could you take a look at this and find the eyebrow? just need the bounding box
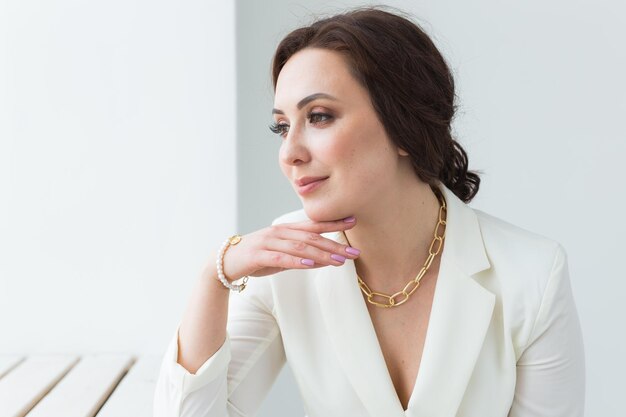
[272,93,338,115]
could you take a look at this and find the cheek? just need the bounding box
[337,134,392,181]
[319,125,363,165]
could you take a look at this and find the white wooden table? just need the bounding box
[0,354,160,417]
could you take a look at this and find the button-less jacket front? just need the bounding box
[153,182,586,417]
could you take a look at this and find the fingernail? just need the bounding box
[343,216,356,222]
[301,259,314,266]
[331,254,346,262]
[345,247,360,255]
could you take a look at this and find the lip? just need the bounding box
[296,177,329,195]
[295,176,329,187]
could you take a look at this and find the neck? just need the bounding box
[343,181,446,293]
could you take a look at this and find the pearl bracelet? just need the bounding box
[216,234,249,292]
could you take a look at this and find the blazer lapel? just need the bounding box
[316,239,406,417]
[315,182,495,417]
[406,181,495,417]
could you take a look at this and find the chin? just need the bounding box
[302,200,351,223]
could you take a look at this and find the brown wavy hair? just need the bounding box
[270,5,482,203]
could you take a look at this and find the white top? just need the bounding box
[152,182,585,417]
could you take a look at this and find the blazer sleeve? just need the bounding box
[508,244,586,417]
[153,275,285,417]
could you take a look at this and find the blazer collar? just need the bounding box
[315,181,495,417]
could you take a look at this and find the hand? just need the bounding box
[219,217,361,281]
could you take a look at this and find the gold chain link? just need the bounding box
[344,187,447,308]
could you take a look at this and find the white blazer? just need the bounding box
[153,182,585,417]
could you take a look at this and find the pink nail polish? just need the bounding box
[331,254,346,262]
[343,216,356,222]
[345,247,360,255]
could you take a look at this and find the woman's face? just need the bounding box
[272,47,406,222]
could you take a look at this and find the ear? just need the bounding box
[398,147,409,156]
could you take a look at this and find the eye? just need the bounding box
[268,112,333,138]
[309,112,332,124]
[268,121,289,136]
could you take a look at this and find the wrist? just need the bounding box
[216,235,249,292]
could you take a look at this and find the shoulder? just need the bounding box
[472,208,567,287]
[471,208,571,355]
[472,207,566,273]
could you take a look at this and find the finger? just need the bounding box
[263,237,349,267]
[280,216,358,234]
[273,227,360,260]
[257,249,338,270]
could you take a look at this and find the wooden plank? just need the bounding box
[96,355,162,417]
[25,354,134,417]
[0,355,78,417]
[0,355,24,379]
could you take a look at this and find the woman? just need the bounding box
[153,6,585,417]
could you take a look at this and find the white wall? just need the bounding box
[0,0,236,355]
[236,1,625,416]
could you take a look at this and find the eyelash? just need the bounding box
[268,113,333,137]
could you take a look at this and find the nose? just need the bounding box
[279,124,310,167]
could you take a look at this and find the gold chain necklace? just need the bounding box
[342,188,447,308]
